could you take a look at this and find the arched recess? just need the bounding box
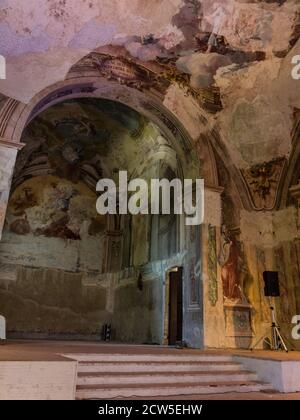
[0,53,244,348]
[0,78,213,346]
[8,84,205,175]
[0,70,226,232]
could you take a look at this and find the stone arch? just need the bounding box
[1,48,222,183]
[0,83,209,346]
[0,52,260,248]
[0,50,258,348]
[0,68,225,233]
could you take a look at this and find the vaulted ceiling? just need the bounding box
[0,0,300,170]
[13,96,202,192]
[13,98,157,188]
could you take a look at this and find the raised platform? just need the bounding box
[0,340,300,400]
[232,351,300,393]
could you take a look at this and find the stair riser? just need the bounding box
[77,363,243,373]
[76,384,271,399]
[77,373,258,386]
[66,354,234,363]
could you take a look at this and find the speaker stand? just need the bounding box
[250,299,290,352]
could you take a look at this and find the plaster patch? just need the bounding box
[69,20,115,49]
[0,23,53,57]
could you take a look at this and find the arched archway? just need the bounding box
[0,92,214,347]
[0,56,235,349]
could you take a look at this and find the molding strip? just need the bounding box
[0,137,25,150]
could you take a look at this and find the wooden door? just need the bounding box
[168,268,183,345]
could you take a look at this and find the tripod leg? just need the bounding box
[273,326,297,351]
[279,333,297,351]
[275,327,288,352]
[271,325,278,350]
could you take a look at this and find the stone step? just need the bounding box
[76,381,273,400]
[77,370,258,386]
[77,361,244,373]
[65,353,234,363]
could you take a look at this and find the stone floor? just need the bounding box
[1,340,300,400]
[2,339,300,361]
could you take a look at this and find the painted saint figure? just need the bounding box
[218,225,243,301]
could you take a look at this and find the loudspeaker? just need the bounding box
[263,271,280,297]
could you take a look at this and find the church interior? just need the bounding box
[0,0,300,400]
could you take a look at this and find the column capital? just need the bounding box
[0,137,25,150]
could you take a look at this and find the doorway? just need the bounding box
[168,267,183,345]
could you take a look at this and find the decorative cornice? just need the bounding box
[0,137,25,150]
[69,52,222,114]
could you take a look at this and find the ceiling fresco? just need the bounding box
[7,175,105,241]
[13,96,201,195]
[0,0,299,172]
[14,98,149,187]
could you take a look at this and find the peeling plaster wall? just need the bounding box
[0,175,108,338]
[215,40,300,168]
[0,0,183,102]
[201,150,300,350]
